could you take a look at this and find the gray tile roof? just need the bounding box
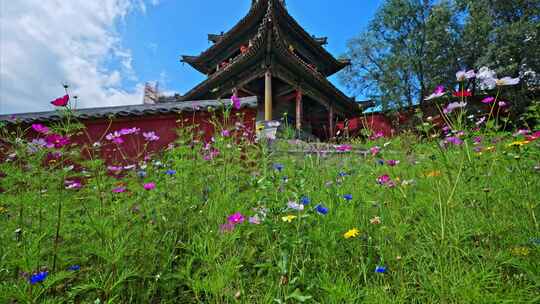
[0,96,258,124]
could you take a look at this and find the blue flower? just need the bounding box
[137,170,147,178]
[338,172,348,177]
[343,194,353,201]
[375,266,387,273]
[273,163,284,172]
[377,159,385,166]
[165,169,176,176]
[300,196,311,205]
[315,204,328,215]
[29,271,48,285]
[68,265,81,271]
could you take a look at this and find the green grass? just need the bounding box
[0,126,539,303]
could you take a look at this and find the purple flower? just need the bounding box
[445,136,463,146]
[143,131,160,142]
[387,160,400,167]
[481,97,495,104]
[444,102,467,114]
[65,180,82,190]
[231,95,241,110]
[248,215,261,225]
[119,127,140,135]
[498,101,508,108]
[227,212,245,225]
[288,201,305,211]
[473,136,483,145]
[29,271,48,285]
[220,223,235,233]
[31,124,49,134]
[475,117,486,126]
[221,129,231,137]
[315,204,328,215]
[375,266,387,273]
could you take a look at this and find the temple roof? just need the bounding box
[0,97,258,124]
[180,0,349,77]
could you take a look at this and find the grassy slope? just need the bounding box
[0,132,539,303]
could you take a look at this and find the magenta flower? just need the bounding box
[143,131,160,142]
[369,131,384,140]
[336,144,352,152]
[481,97,495,104]
[45,134,70,148]
[473,136,483,145]
[377,174,391,185]
[31,124,49,134]
[231,95,241,110]
[387,160,400,167]
[143,182,156,191]
[227,212,245,225]
[65,180,82,190]
[112,187,126,193]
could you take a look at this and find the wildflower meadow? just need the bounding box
[1,69,540,303]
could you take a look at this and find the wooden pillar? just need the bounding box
[328,106,334,138]
[264,70,273,121]
[295,89,302,130]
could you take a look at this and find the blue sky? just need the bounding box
[119,0,383,96]
[0,0,383,114]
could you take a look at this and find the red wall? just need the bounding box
[8,108,256,165]
[337,114,395,137]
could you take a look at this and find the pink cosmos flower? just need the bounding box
[220,223,235,233]
[31,124,49,134]
[377,174,391,185]
[45,134,70,148]
[370,146,381,156]
[335,144,352,152]
[526,131,540,141]
[248,215,261,225]
[143,182,156,191]
[65,180,82,190]
[369,131,385,140]
[425,85,446,101]
[119,127,140,136]
[481,97,495,104]
[143,131,159,142]
[514,129,531,137]
[51,95,69,107]
[231,95,241,110]
[498,101,508,108]
[227,212,245,225]
[112,187,126,193]
[221,129,231,137]
[444,102,467,114]
[475,117,486,126]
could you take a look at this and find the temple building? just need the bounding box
[173,0,369,139]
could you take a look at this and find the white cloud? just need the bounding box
[0,0,158,114]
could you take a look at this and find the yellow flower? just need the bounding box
[485,146,495,152]
[343,228,360,239]
[0,207,6,214]
[424,170,442,177]
[281,215,297,223]
[510,247,530,256]
[507,140,530,148]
